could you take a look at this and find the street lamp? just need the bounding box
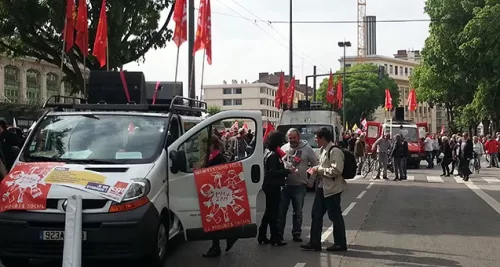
[338,41,351,130]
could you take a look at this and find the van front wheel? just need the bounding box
[144,214,169,267]
[1,257,30,267]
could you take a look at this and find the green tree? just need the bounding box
[410,0,485,133]
[0,0,174,93]
[207,105,222,116]
[316,64,399,126]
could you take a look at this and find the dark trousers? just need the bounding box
[393,158,404,179]
[309,188,347,248]
[425,151,434,167]
[441,158,451,175]
[259,184,281,241]
[277,184,308,237]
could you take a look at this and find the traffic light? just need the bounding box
[378,65,385,79]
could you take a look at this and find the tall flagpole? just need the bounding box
[173,47,180,95]
[83,56,86,97]
[60,19,67,71]
[106,39,109,71]
[199,50,206,100]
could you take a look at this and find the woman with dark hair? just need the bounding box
[202,135,238,257]
[258,130,293,246]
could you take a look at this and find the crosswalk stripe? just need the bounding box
[406,176,414,181]
[454,177,465,183]
[482,178,500,183]
[427,176,444,183]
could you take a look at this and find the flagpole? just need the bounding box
[173,46,180,96]
[106,38,109,71]
[199,50,206,100]
[83,56,87,97]
[60,19,68,71]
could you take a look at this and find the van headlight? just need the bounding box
[122,178,150,202]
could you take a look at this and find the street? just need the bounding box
[6,162,500,267]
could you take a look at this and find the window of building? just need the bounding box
[389,65,393,74]
[223,88,231,94]
[233,88,242,94]
[223,88,242,94]
[394,65,398,75]
[409,68,413,75]
[260,99,266,105]
[223,99,242,106]
[260,87,266,94]
[405,67,408,76]
[399,66,403,75]
[384,64,388,73]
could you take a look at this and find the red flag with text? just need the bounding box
[407,88,417,111]
[93,0,108,68]
[75,0,88,57]
[173,0,187,47]
[192,0,212,64]
[63,0,76,52]
[274,73,285,109]
[286,76,296,107]
[336,76,343,109]
[326,71,335,105]
[384,89,393,111]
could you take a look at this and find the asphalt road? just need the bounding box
[5,160,500,267]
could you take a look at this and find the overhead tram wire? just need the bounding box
[212,0,329,73]
[227,0,329,72]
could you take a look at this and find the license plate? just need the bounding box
[40,231,87,241]
[411,154,419,158]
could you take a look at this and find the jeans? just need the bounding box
[393,158,404,179]
[425,151,434,167]
[259,184,281,241]
[277,184,307,237]
[356,156,364,174]
[402,157,408,178]
[309,188,347,248]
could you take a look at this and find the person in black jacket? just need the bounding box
[202,135,238,257]
[458,132,474,181]
[439,136,453,176]
[0,120,20,171]
[391,134,405,181]
[258,130,293,246]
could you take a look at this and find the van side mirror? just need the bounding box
[169,150,187,173]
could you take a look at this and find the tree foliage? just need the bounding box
[408,0,500,133]
[316,63,399,126]
[0,0,174,93]
[207,105,222,116]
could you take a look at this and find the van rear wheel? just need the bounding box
[1,257,30,267]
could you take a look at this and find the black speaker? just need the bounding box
[145,82,183,105]
[394,107,404,121]
[88,71,147,104]
[298,100,310,109]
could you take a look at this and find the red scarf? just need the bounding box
[209,149,220,162]
[276,147,286,158]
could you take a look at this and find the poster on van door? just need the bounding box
[194,161,252,233]
[42,166,132,203]
[0,162,64,212]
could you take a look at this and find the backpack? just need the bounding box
[327,146,357,179]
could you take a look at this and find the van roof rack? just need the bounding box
[43,95,207,117]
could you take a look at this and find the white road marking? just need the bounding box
[454,177,465,184]
[465,183,500,215]
[406,176,414,181]
[320,202,357,242]
[483,177,500,183]
[356,191,366,199]
[293,263,306,267]
[427,176,444,183]
[366,182,375,189]
[343,202,356,216]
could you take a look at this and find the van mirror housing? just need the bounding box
[169,150,187,173]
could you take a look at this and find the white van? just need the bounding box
[0,96,263,267]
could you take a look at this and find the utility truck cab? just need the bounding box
[277,100,342,158]
[0,72,263,267]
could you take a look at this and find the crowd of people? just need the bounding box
[203,126,348,257]
[339,130,500,181]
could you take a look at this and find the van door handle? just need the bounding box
[251,164,260,183]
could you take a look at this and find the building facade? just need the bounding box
[340,50,448,133]
[364,16,377,56]
[202,79,306,127]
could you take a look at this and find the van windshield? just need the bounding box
[277,124,334,148]
[22,114,168,164]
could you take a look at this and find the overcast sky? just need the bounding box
[124,0,429,97]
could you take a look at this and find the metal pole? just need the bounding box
[305,77,309,100]
[62,195,83,267]
[188,0,195,99]
[313,65,317,101]
[342,46,347,127]
[289,0,293,79]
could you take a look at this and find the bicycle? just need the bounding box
[469,153,481,174]
[361,152,377,178]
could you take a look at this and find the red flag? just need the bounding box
[286,77,296,107]
[440,125,445,134]
[63,0,76,52]
[275,73,285,109]
[75,0,89,57]
[192,0,212,64]
[384,89,393,110]
[407,88,417,111]
[336,75,343,109]
[263,121,275,140]
[173,0,187,47]
[92,0,107,68]
[326,71,335,104]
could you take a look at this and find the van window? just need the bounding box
[178,117,257,172]
[167,117,180,146]
[23,114,168,164]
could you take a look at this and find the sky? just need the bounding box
[124,0,430,97]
